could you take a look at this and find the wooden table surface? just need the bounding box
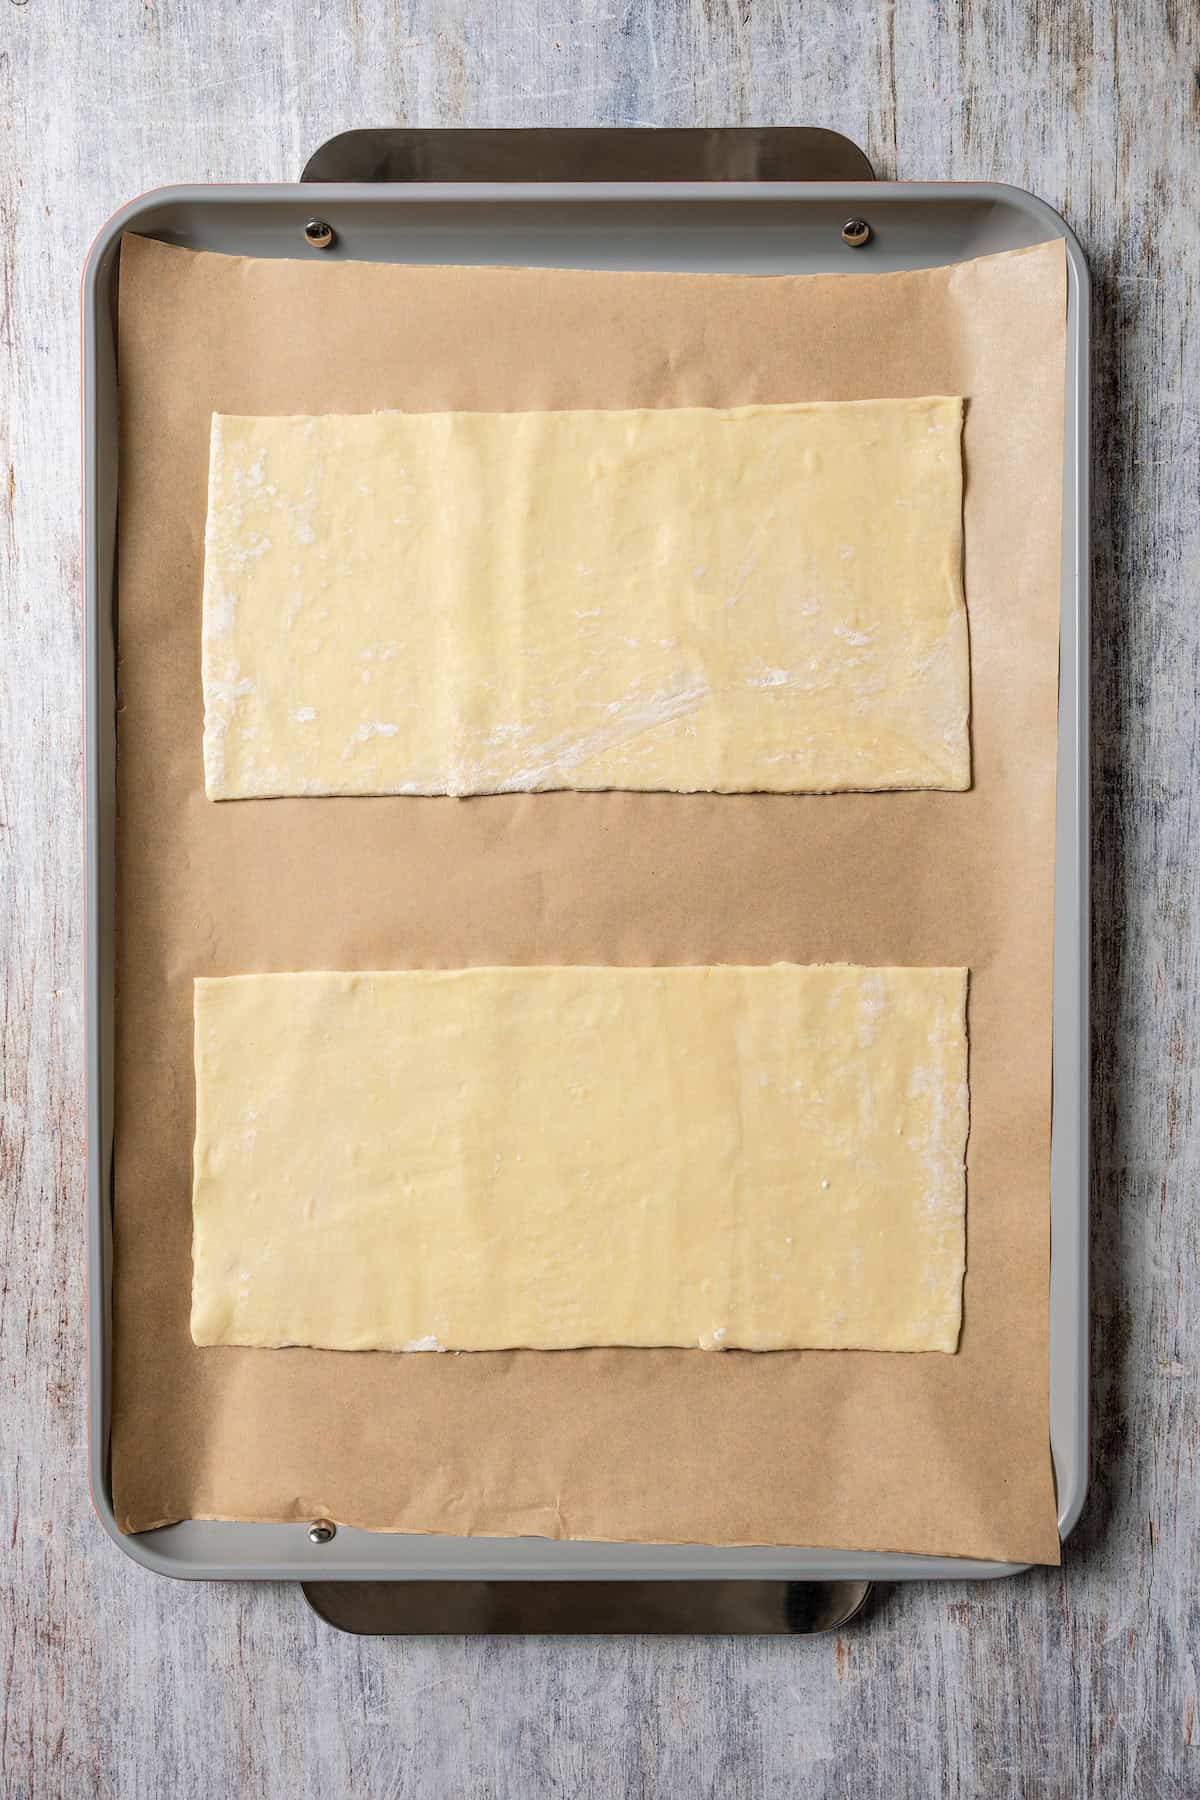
[2,4,1196,1795]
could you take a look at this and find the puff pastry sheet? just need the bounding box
[191,965,969,1355]
[201,400,969,798]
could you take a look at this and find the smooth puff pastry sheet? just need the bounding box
[201,399,969,799]
[191,965,969,1355]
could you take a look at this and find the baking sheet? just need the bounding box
[112,231,1065,1563]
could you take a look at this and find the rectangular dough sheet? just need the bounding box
[191,965,969,1355]
[201,399,969,799]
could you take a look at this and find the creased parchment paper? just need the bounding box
[112,233,1065,1562]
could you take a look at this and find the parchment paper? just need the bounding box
[112,232,1065,1562]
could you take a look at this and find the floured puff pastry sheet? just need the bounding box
[201,399,970,799]
[191,965,969,1355]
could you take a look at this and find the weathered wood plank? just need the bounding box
[1,2,1196,1795]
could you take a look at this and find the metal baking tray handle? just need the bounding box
[303,1575,876,1636]
[301,125,875,185]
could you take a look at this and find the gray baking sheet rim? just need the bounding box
[82,180,1089,1582]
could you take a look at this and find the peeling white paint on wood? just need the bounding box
[1,2,1198,1796]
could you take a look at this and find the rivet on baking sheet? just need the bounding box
[841,218,872,248]
[308,1519,337,1544]
[303,218,336,251]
